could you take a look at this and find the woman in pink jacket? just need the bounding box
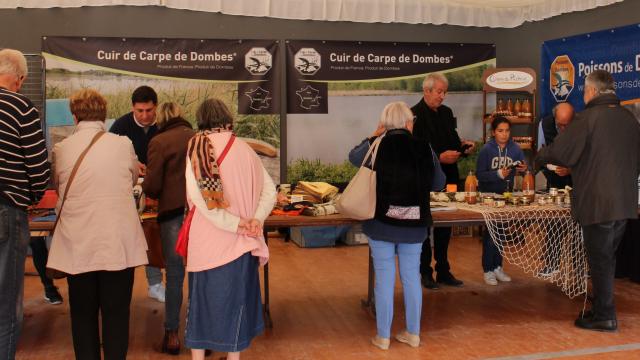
[184,98,276,360]
[47,89,148,360]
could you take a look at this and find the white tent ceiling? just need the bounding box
[2,0,625,28]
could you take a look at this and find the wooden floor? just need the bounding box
[16,234,640,360]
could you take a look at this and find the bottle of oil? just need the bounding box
[464,170,478,204]
[507,98,514,115]
[514,99,522,115]
[503,179,512,200]
[522,169,535,202]
[522,99,531,114]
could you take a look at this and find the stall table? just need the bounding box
[31,206,585,329]
[262,209,486,327]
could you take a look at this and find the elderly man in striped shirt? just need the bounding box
[0,48,50,359]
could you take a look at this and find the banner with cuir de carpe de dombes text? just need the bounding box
[285,40,495,184]
[541,23,640,120]
[42,36,282,182]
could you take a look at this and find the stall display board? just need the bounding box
[285,40,496,183]
[42,36,282,182]
[541,23,640,119]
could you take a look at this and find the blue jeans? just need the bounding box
[0,203,30,359]
[159,215,186,331]
[482,231,502,272]
[369,238,423,339]
[145,266,163,287]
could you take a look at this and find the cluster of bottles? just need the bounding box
[463,169,535,205]
[496,98,532,117]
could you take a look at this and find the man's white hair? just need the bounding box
[422,73,448,90]
[585,69,616,96]
[380,101,413,130]
[0,49,28,78]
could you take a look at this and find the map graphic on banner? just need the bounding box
[541,23,640,120]
[42,36,281,182]
[285,40,495,183]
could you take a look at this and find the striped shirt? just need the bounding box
[0,88,50,209]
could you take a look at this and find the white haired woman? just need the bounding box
[349,101,440,350]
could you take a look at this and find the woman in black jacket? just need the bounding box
[360,101,435,350]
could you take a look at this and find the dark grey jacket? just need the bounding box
[537,93,640,226]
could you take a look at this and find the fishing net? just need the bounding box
[444,202,587,298]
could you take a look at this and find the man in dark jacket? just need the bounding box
[412,73,475,289]
[537,70,640,332]
[110,86,165,303]
[537,102,574,189]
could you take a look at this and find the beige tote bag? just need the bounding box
[336,135,384,220]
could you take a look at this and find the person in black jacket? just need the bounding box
[411,73,474,289]
[537,102,574,189]
[363,101,435,350]
[537,70,640,332]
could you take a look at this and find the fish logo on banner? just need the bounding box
[245,47,272,75]
[550,55,575,102]
[294,48,321,75]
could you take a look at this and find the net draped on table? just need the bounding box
[438,202,587,298]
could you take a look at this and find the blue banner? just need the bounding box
[541,23,640,118]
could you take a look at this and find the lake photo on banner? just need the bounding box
[287,92,494,164]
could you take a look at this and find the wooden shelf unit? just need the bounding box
[481,68,537,155]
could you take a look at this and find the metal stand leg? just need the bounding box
[361,246,376,317]
[263,227,273,328]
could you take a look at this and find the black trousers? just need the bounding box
[29,236,55,290]
[582,220,627,321]
[420,227,452,277]
[67,267,135,360]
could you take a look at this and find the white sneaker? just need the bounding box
[483,271,498,286]
[493,266,512,282]
[148,283,166,302]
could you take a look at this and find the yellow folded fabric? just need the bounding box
[296,181,339,202]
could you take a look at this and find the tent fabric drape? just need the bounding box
[2,0,624,28]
